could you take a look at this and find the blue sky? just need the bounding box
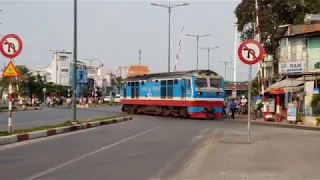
[0,0,257,82]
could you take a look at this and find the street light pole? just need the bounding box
[150,2,189,73]
[219,60,232,81]
[185,33,211,69]
[199,46,219,70]
[138,49,142,66]
[72,0,77,122]
[228,66,240,82]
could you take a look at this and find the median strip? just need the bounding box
[0,106,42,112]
[0,113,132,146]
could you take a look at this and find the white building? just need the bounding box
[49,51,72,86]
[30,67,51,82]
[85,61,118,96]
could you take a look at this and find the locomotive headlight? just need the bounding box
[197,91,202,95]
[218,92,222,96]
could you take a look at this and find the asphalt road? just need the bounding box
[0,106,122,131]
[0,115,319,180]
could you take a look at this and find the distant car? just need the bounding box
[103,96,111,102]
[114,94,120,103]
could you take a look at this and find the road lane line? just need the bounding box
[23,126,160,180]
[149,128,210,180]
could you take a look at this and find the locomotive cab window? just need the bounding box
[210,78,221,88]
[127,82,130,86]
[174,79,178,84]
[195,78,208,88]
[141,81,144,86]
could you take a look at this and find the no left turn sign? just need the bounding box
[0,34,23,59]
[237,39,264,65]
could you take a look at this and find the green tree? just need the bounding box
[0,65,30,96]
[114,76,122,91]
[250,75,260,96]
[0,66,68,100]
[235,0,320,56]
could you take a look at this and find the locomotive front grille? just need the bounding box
[204,107,213,113]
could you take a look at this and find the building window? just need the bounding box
[61,69,68,72]
[290,39,297,60]
[59,55,67,62]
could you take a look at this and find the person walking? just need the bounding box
[230,99,237,119]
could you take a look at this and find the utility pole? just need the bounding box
[72,0,78,122]
[238,72,244,82]
[219,60,232,81]
[228,66,240,82]
[186,33,211,69]
[233,24,238,86]
[198,46,219,70]
[138,49,142,66]
[85,58,99,97]
[151,2,189,73]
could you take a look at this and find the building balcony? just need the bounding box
[279,50,307,62]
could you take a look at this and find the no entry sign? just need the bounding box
[238,39,264,65]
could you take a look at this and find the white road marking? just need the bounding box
[23,126,160,180]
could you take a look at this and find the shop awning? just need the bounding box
[267,78,304,94]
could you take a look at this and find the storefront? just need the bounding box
[266,77,304,121]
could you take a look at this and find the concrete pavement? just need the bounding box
[0,115,319,179]
[0,106,122,131]
[176,123,320,180]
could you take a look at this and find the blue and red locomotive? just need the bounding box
[119,70,225,119]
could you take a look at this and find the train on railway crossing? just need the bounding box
[119,70,225,119]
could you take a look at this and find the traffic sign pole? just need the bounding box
[247,65,252,142]
[8,59,13,133]
[237,39,265,143]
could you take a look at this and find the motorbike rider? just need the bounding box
[253,99,263,119]
[239,95,248,114]
[240,95,247,105]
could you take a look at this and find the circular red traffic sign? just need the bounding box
[237,39,264,65]
[0,34,23,59]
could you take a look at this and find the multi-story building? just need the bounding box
[271,22,320,118]
[68,60,89,97]
[50,51,72,86]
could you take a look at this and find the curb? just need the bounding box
[0,107,42,112]
[89,104,121,107]
[227,119,320,131]
[0,116,133,146]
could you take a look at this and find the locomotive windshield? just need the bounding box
[195,78,208,88]
[210,78,221,88]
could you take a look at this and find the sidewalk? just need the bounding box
[175,127,320,180]
[226,114,320,130]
